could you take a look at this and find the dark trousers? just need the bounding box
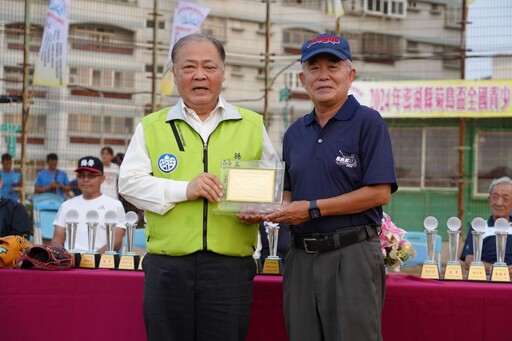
[142,251,256,341]
[284,234,386,341]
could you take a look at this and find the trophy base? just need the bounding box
[69,252,81,268]
[467,264,487,281]
[99,253,120,269]
[79,253,101,269]
[490,264,510,282]
[118,254,141,271]
[261,257,283,275]
[420,263,440,279]
[443,263,463,280]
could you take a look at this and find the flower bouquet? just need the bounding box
[379,213,416,272]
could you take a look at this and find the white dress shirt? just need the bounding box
[119,96,279,215]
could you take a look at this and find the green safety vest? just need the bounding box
[142,107,264,256]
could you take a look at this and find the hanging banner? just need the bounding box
[350,79,512,118]
[160,0,210,96]
[33,0,71,87]
[327,0,345,17]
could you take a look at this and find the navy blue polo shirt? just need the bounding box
[282,95,398,235]
[460,215,512,265]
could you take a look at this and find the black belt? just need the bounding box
[292,225,379,254]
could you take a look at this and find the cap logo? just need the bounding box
[158,154,178,173]
[81,158,96,168]
[307,35,341,49]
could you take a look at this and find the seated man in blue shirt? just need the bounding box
[460,176,512,275]
[0,174,31,238]
[0,153,21,202]
[34,153,70,200]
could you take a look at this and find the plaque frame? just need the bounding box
[215,160,284,214]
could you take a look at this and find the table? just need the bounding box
[2,270,512,341]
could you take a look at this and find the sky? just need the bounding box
[466,0,512,79]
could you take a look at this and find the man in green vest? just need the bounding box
[119,33,279,341]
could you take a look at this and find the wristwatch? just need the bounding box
[309,200,321,219]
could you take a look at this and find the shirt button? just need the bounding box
[318,139,323,143]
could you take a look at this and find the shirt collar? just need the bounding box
[304,95,360,126]
[165,96,242,122]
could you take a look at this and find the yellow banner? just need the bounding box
[350,79,512,118]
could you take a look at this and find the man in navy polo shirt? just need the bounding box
[460,176,512,275]
[265,33,397,341]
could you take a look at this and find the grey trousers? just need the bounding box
[283,235,386,341]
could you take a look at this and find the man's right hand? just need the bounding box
[186,172,224,202]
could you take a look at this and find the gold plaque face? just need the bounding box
[443,264,463,280]
[79,254,99,269]
[118,255,141,271]
[467,264,487,281]
[99,254,117,269]
[226,168,276,203]
[261,258,283,275]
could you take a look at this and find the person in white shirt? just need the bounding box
[100,146,120,200]
[52,156,125,253]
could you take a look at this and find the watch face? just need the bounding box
[309,208,320,219]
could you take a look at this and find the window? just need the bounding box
[70,24,134,54]
[146,20,166,29]
[389,127,459,189]
[4,67,34,86]
[283,71,302,92]
[4,113,46,134]
[282,29,317,50]
[445,3,462,28]
[202,16,227,42]
[476,132,512,194]
[364,0,406,17]
[145,64,164,73]
[363,33,403,58]
[68,114,134,135]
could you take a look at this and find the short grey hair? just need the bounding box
[171,33,226,65]
[488,176,512,195]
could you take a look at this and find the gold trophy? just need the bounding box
[420,216,440,279]
[65,209,81,267]
[118,211,141,270]
[99,210,120,269]
[490,218,511,282]
[443,216,463,280]
[467,217,488,281]
[79,210,101,268]
[261,222,283,275]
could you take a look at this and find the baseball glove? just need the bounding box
[19,244,73,271]
[0,235,33,269]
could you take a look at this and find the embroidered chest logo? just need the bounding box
[158,154,178,173]
[335,151,357,168]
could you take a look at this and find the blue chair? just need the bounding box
[402,232,442,267]
[32,194,64,244]
[134,228,147,250]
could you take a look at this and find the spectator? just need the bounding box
[34,153,70,200]
[0,173,31,238]
[100,146,120,200]
[460,176,512,275]
[51,156,125,253]
[0,153,21,202]
[118,33,279,340]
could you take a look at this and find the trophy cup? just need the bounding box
[420,216,440,279]
[65,209,81,267]
[99,210,120,269]
[118,211,141,270]
[467,217,488,281]
[261,222,283,275]
[490,218,511,282]
[443,216,463,280]
[79,210,101,268]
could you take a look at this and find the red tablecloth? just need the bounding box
[2,270,512,341]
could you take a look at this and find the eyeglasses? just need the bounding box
[77,173,103,180]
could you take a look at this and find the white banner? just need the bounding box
[33,0,71,87]
[160,1,210,95]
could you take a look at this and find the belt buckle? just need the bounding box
[302,238,319,254]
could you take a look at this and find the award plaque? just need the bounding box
[420,216,440,279]
[467,217,488,281]
[79,210,101,269]
[118,211,141,271]
[65,209,81,267]
[444,217,463,280]
[490,218,511,282]
[215,160,284,214]
[99,210,120,269]
[261,222,283,275]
